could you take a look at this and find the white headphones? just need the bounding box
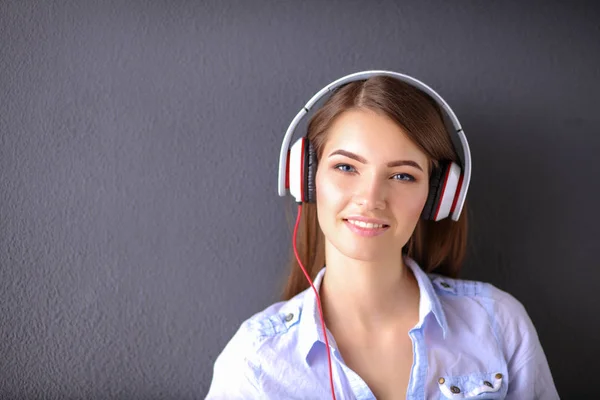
[277,70,471,221]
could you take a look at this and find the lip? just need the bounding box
[343,216,390,226]
[343,217,390,237]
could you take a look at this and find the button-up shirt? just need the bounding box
[206,257,559,399]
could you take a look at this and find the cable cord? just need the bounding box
[292,204,337,400]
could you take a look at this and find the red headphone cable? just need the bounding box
[293,204,337,400]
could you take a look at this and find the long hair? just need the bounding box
[281,75,469,300]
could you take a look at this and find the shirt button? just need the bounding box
[284,313,294,322]
[438,377,445,384]
[495,373,503,379]
[440,282,451,288]
[450,385,461,394]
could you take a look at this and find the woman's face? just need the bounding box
[315,108,430,263]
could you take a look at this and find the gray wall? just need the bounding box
[1,0,598,398]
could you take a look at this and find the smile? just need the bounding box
[346,219,387,229]
[343,218,390,237]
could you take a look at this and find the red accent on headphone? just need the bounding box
[285,149,291,190]
[433,166,452,220]
[450,173,465,216]
[299,139,306,202]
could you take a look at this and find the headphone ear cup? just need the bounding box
[304,140,317,203]
[423,161,462,221]
[422,164,446,220]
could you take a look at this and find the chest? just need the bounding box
[336,332,414,400]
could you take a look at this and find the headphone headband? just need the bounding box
[277,70,471,221]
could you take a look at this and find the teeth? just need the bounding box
[347,219,385,229]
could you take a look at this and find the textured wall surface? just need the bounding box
[1,0,598,398]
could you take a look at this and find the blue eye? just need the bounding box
[334,164,356,173]
[392,173,415,182]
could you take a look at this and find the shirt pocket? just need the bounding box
[437,371,507,399]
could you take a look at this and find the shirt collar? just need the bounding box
[296,256,449,362]
[297,267,333,364]
[404,256,449,338]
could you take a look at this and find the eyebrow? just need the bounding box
[328,149,424,172]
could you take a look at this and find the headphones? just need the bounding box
[277,70,471,222]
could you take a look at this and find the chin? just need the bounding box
[331,240,393,263]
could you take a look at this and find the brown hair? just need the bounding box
[281,75,469,300]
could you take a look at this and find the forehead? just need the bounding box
[323,108,428,163]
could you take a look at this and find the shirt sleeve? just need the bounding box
[493,289,560,399]
[205,324,262,399]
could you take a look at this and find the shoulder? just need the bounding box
[238,290,307,342]
[206,292,308,398]
[428,273,541,362]
[423,275,558,399]
[217,288,308,361]
[428,272,531,320]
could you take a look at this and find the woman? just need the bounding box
[206,73,559,399]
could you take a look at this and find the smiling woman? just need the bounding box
[286,74,466,301]
[205,72,560,400]
[315,108,431,267]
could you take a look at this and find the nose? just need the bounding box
[353,173,387,210]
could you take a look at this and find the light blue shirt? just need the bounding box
[206,257,559,399]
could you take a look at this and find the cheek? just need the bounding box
[414,187,430,210]
[316,170,340,199]
[393,186,430,218]
[315,170,346,222]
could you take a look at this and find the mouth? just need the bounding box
[342,218,390,237]
[343,218,390,229]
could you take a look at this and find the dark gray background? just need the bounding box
[1,0,598,398]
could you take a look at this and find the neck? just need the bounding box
[319,243,420,335]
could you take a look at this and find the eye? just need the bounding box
[334,164,356,173]
[392,173,415,182]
